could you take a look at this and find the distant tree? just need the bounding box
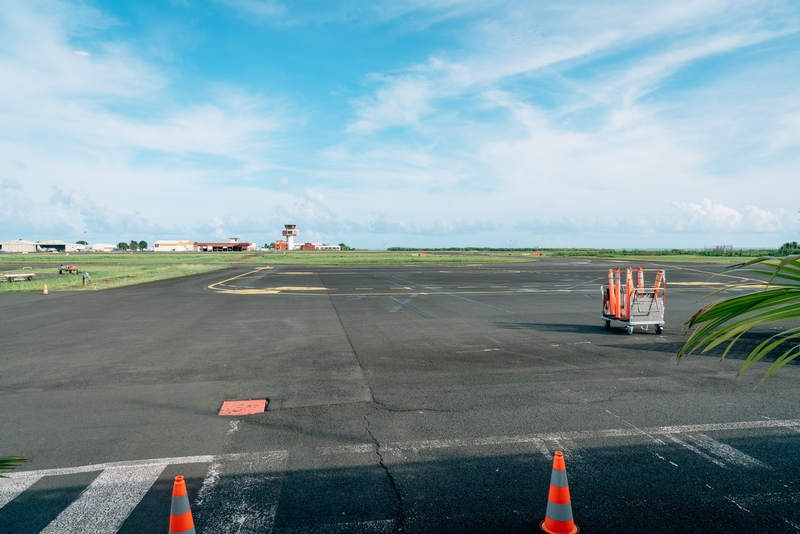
[339,243,350,251]
[129,240,139,251]
[267,242,275,249]
[138,240,148,250]
[117,242,129,250]
[778,241,800,256]
[76,240,88,245]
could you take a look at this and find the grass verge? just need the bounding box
[0,264,227,292]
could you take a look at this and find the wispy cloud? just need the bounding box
[1,0,798,248]
[0,178,23,190]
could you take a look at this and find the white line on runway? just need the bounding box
[40,463,167,534]
[193,451,289,534]
[286,519,397,533]
[316,418,800,465]
[386,274,515,314]
[5,455,215,480]
[684,433,770,469]
[661,434,727,468]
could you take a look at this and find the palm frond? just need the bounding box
[0,456,29,477]
[678,255,800,382]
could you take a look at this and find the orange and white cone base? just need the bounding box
[169,475,196,534]
[541,451,579,534]
[42,284,49,295]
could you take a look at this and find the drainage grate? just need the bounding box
[218,399,267,416]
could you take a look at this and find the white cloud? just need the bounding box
[743,205,789,232]
[0,178,23,190]
[73,50,90,56]
[672,199,743,232]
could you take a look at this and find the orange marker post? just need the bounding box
[636,267,644,294]
[624,268,634,320]
[653,270,664,298]
[614,268,622,318]
[605,269,615,317]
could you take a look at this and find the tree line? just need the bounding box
[117,240,148,251]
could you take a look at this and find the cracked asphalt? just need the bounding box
[2,259,800,533]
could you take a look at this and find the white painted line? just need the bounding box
[5,455,214,480]
[661,434,727,468]
[686,433,770,469]
[193,451,289,534]
[0,473,43,508]
[287,518,396,533]
[319,444,375,455]
[40,463,167,534]
[317,419,800,458]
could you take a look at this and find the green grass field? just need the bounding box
[0,249,750,292]
[0,264,227,292]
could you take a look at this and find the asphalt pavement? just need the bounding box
[1,259,799,533]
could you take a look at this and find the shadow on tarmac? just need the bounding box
[3,434,799,533]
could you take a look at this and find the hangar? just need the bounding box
[0,239,37,253]
[196,237,256,252]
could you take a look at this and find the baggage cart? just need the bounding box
[601,268,665,335]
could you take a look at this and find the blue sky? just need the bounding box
[1,0,799,248]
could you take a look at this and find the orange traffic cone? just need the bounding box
[42,284,49,295]
[169,475,196,534]
[541,451,579,534]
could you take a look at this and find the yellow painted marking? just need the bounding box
[391,287,411,290]
[355,288,373,290]
[211,286,330,295]
[207,267,274,291]
[668,281,726,286]
[276,272,315,275]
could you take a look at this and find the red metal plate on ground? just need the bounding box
[218,399,267,416]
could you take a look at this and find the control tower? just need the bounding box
[282,224,298,250]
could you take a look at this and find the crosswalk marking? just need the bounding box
[1,418,796,531]
[0,473,43,508]
[286,519,396,533]
[40,463,167,534]
[684,433,770,469]
[5,455,215,479]
[193,451,289,534]
[661,434,728,468]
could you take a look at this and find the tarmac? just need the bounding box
[1,259,799,533]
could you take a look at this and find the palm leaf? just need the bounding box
[0,456,29,477]
[678,255,800,382]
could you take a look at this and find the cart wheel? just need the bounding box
[604,320,611,330]
[27,276,33,281]
[655,324,663,335]
[626,325,634,335]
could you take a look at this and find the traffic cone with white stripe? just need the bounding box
[169,475,196,534]
[540,451,579,534]
[42,284,49,295]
